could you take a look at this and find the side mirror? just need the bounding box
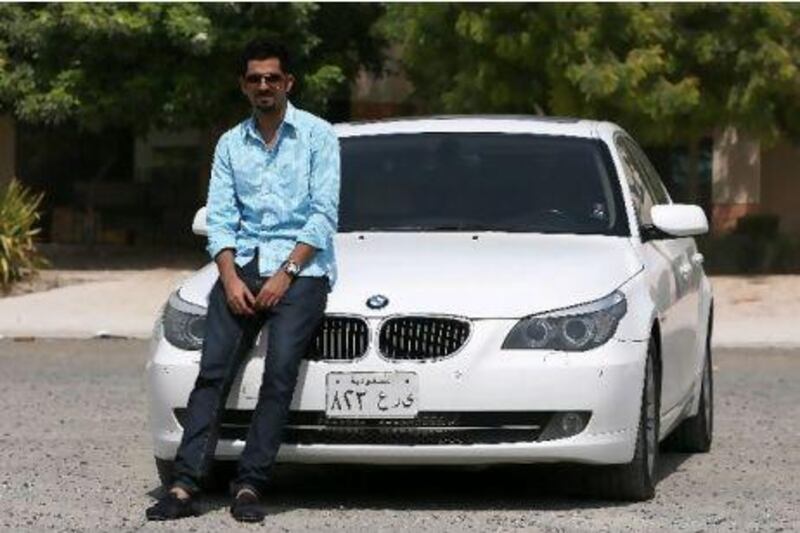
[192,206,207,236]
[649,204,709,238]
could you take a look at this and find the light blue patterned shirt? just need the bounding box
[205,101,340,289]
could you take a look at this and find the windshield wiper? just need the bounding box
[341,224,585,233]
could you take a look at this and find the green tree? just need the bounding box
[383,3,800,202]
[0,3,385,233]
[0,3,385,130]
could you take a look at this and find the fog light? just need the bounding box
[560,412,585,434]
[538,411,591,441]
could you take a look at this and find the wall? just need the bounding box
[711,127,761,233]
[761,140,800,236]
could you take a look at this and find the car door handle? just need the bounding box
[691,252,705,266]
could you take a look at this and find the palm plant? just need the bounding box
[0,179,48,292]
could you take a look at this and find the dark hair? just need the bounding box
[239,39,291,75]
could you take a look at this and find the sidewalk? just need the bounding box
[0,269,193,339]
[0,266,798,347]
[710,276,800,348]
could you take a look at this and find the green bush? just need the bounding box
[734,214,780,240]
[0,179,48,292]
[697,233,800,274]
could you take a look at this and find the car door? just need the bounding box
[624,138,703,408]
[614,134,689,413]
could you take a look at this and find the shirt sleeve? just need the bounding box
[205,134,240,260]
[296,124,340,251]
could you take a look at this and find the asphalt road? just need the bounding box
[0,340,798,532]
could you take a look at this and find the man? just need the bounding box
[146,39,340,523]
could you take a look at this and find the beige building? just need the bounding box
[712,127,800,235]
[760,140,800,236]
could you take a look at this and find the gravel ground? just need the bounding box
[0,339,798,532]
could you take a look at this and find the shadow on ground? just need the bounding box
[146,451,692,515]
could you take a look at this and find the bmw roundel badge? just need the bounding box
[366,294,389,310]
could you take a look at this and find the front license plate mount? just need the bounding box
[325,371,419,419]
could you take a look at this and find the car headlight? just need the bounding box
[162,291,206,351]
[502,291,627,352]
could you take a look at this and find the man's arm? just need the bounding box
[295,125,340,253]
[206,135,240,262]
[254,125,340,310]
[206,135,256,315]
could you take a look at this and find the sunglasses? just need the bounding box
[244,73,285,87]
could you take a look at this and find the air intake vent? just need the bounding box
[379,316,470,360]
[174,409,568,445]
[305,315,369,361]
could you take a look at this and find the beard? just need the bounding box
[254,92,279,114]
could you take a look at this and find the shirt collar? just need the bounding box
[245,100,297,143]
[283,100,298,128]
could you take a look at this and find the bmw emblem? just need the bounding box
[366,294,389,310]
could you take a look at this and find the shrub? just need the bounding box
[0,179,48,292]
[734,214,780,240]
[697,233,800,274]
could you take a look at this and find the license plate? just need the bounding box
[325,372,418,418]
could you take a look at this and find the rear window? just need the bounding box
[339,133,629,236]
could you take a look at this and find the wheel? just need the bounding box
[663,340,713,453]
[154,457,238,492]
[591,337,660,501]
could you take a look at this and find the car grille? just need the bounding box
[305,316,369,361]
[379,316,470,360]
[174,409,555,445]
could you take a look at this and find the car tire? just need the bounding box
[663,338,713,453]
[154,457,238,492]
[591,337,660,501]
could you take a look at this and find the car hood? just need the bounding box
[179,233,642,319]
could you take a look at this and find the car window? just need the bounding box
[615,136,657,226]
[622,138,672,205]
[339,133,630,236]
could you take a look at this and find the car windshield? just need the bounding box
[339,132,629,235]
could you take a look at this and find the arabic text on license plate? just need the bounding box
[325,372,418,418]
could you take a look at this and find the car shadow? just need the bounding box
[145,453,694,515]
[655,449,693,483]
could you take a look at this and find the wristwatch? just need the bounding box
[281,260,301,279]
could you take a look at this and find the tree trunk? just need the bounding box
[686,138,700,205]
[84,152,117,248]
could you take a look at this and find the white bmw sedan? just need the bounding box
[147,116,714,501]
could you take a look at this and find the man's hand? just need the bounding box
[255,271,292,310]
[221,275,256,316]
[214,249,256,316]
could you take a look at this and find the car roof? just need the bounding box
[333,115,612,139]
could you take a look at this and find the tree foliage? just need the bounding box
[0,3,386,133]
[383,4,800,146]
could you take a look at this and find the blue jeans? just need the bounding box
[171,252,328,497]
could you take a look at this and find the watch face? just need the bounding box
[286,262,300,275]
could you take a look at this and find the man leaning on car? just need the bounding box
[146,39,340,523]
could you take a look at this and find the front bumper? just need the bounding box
[146,319,647,466]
